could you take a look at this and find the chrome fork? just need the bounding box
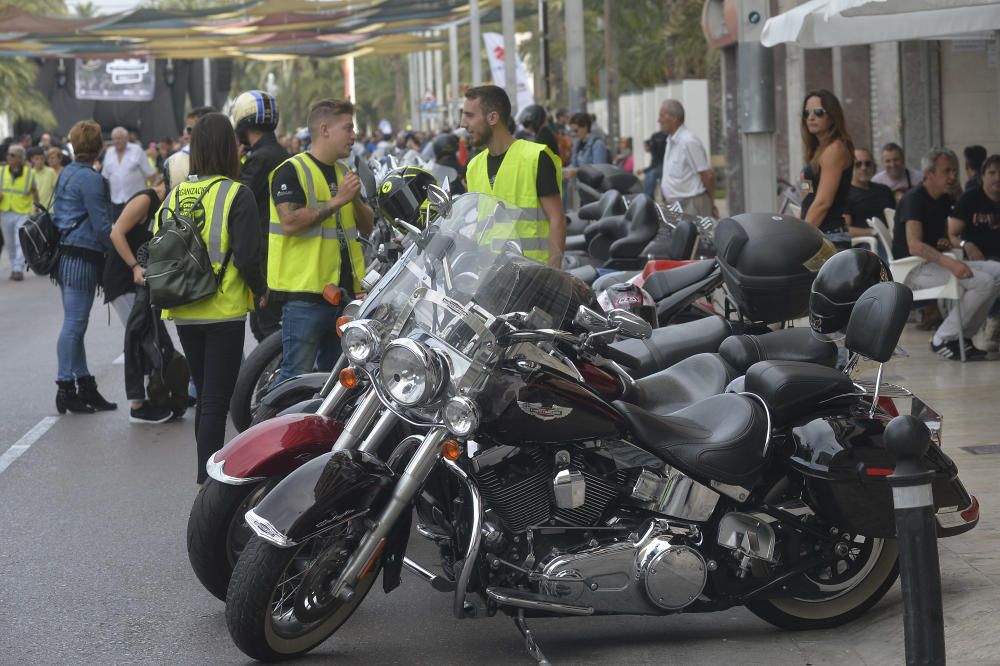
[331,427,448,601]
[330,389,382,452]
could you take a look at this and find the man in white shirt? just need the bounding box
[872,142,924,203]
[163,106,215,189]
[658,100,717,217]
[101,126,154,220]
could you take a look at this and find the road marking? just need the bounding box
[0,416,59,475]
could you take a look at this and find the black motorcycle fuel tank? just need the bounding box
[479,364,626,444]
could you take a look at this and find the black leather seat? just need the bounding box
[608,315,731,379]
[624,353,734,416]
[743,360,855,427]
[606,195,658,260]
[642,260,717,301]
[613,393,770,487]
[719,328,838,375]
[591,269,639,293]
[567,264,600,285]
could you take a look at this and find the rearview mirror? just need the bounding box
[607,308,653,340]
[426,184,452,217]
[574,305,609,333]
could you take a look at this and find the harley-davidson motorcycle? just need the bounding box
[223,193,978,662]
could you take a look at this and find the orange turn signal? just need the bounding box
[339,367,359,389]
[336,315,352,337]
[441,439,463,461]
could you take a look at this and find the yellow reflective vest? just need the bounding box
[0,165,36,214]
[466,139,562,264]
[267,153,366,295]
[155,176,253,323]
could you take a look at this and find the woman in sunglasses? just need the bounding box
[799,89,854,248]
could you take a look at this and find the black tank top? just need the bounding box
[801,161,853,233]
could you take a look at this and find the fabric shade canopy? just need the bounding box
[761,0,1000,48]
[0,0,497,59]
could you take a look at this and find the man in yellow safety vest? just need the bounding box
[0,144,39,280]
[461,85,565,267]
[268,98,374,384]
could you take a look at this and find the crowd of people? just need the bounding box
[795,87,1000,360]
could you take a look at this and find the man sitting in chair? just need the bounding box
[893,148,1000,361]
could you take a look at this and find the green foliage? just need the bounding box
[0,1,62,129]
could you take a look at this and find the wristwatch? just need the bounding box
[960,240,967,248]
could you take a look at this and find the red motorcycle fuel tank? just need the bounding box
[210,413,344,481]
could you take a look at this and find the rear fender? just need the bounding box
[207,413,343,484]
[246,450,395,546]
[259,372,329,409]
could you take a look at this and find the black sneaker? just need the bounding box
[129,402,173,424]
[931,339,986,361]
[962,338,988,359]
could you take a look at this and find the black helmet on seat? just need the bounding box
[809,248,890,337]
[376,166,437,231]
[517,104,547,132]
[432,133,459,159]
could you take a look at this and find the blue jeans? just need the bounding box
[276,300,343,384]
[643,167,662,198]
[57,282,96,381]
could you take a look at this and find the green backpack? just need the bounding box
[145,179,231,309]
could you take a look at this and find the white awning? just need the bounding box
[761,0,1000,48]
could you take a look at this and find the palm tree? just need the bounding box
[0,0,64,130]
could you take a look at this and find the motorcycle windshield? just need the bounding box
[360,192,576,335]
[356,193,581,410]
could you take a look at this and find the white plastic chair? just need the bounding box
[883,208,895,237]
[868,217,965,361]
[850,235,879,253]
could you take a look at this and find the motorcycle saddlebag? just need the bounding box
[714,213,835,324]
[787,415,978,539]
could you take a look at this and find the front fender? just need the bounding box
[208,413,344,483]
[246,449,394,546]
[260,372,329,409]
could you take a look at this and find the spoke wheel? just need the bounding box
[226,525,382,661]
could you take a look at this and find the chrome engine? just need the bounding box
[537,519,707,613]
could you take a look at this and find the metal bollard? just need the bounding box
[884,415,945,666]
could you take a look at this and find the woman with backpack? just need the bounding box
[52,120,117,415]
[154,112,267,486]
[108,172,174,424]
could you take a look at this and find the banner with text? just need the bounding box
[482,32,535,113]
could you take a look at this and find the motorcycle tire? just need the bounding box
[187,478,279,601]
[248,387,322,428]
[231,331,284,433]
[746,539,899,630]
[745,476,900,630]
[226,533,382,661]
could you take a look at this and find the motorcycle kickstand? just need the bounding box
[514,609,552,666]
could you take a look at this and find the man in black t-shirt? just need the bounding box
[895,148,1000,360]
[231,90,290,341]
[845,148,895,257]
[949,154,1000,261]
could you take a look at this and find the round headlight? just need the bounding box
[444,397,480,437]
[380,339,445,406]
[342,320,381,365]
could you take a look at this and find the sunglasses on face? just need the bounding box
[855,160,874,168]
[802,108,826,120]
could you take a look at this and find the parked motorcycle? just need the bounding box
[190,212,840,601]
[223,193,978,662]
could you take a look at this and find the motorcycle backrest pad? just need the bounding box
[669,218,699,260]
[844,281,913,363]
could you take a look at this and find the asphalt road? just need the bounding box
[0,263,993,665]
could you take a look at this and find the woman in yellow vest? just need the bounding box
[0,144,39,280]
[154,112,267,486]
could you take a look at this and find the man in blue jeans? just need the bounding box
[268,98,373,384]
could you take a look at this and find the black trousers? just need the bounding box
[176,320,244,484]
